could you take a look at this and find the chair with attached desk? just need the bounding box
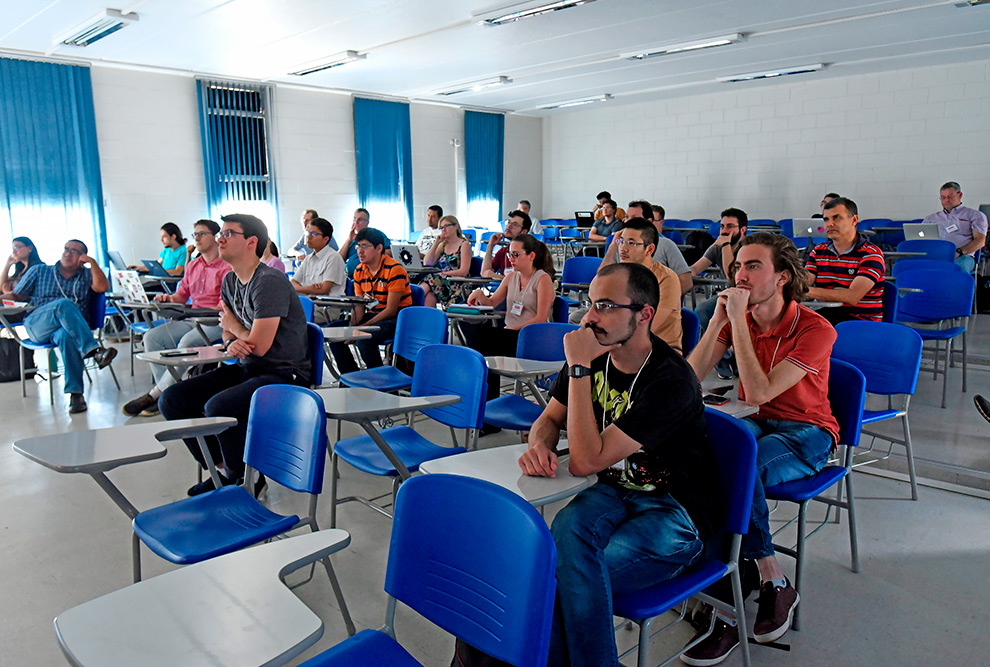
[409,283,425,307]
[330,344,487,525]
[612,407,758,667]
[681,308,700,357]
[763,358,866,630]
[896,239,957,263]
[832,321,923,500]
[131,384,356,634]
[891,258,965,278]
[558,256,602,309]
[300,474,556,667]
[881,281,899,323]
[299,294,316,323]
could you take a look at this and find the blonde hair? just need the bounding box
[437,214,466,251]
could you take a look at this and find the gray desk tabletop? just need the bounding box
[321,328,373,343]
[313,387,460,420]
[137,345,234,367]
[486,356,562,379]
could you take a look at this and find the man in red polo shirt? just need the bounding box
[684,232,839,665]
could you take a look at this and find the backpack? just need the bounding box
[0,338,34,383]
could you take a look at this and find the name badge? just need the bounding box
[367,299,379,309]
[510,300,524,316]
[946,223,959,233]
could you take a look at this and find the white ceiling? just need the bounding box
[2,0,990,114]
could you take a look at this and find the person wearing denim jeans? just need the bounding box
[687,232,839,664]
[517,263,720,667]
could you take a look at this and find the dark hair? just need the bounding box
[9,237,43,281]
[67,239,88,254]
[627,200,652,217]
[309,216,334,239]
[268,240,279,257]
[355,227,387,250]
[161,222,186,245]
[518,199,531,207]
[510,234,555,280]
[940,181,961,193]
[596,191,611,201]
[652,204,665,221]
[738,232,811,303]
[597,262,660,313]
[823,192,840,200]
[823,196,858,217]
[620,216,658,248]
[220,213,269,258]
[603,199,617,210]
[428,204,443,217]
[507,209,533,231]
[720,207,748,228]
[194,219,220,235]
[355,207,370,219]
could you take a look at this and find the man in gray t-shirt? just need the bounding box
[602,200,692,295]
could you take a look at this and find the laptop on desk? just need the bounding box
[393,243,424,270]
[141,259,171,277]
[108,250,127,271]
[792,219,827,238]
[902,223,941,241]
[113,270,150,304]
[574,211,594,228]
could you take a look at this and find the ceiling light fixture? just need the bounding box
[436,76,512,96]
[622,33,743,60]
[289,50,366,76]
[55,8,139,47]
[474,0,598,26]
[539,93,613,110]
[717,63,825,83]
[954,0,990,6]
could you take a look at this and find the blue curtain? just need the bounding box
[465,110,505,225]
[0,57,108,264]
[353,97,414,238]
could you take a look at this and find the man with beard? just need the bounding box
[603,200,692,295]
[683,232,838,664]
[690,208,749,332]
[518,262,720,667]
[480,209,531,279]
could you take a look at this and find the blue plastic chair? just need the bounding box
[558,256,602,308]
[469,255,483,277]
[833,321,923,499]
[307,322,325,387]
[881,281,899,323]
[763,358,866,630]
[300,475,556,667]
[613,408,757,667]
[131,384,356,633]
[681,308,700,357]
[330,344,488,525]
[409,283,425,307]
[299,294,316,323]
[552,294,571,324]
[891,258,964,279]
[896,239,957,263]
[483,323,576,433]
[896,269,975,408]
[778,219,794,239]
[664,230,684,244]
[338,306,448,392]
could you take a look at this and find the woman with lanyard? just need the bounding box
[2,237,44,293]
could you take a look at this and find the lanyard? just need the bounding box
[601,349,652,432]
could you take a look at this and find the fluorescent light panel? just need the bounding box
[56,8,138,47]
[717,63,825,83]
[475,0,598,26]
[540,93,612,110]
[289,51,366,76]
[436,76,511,96]
[622,33,742,60]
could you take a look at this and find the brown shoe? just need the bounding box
[680,618,739,666]
[753,578,799,643]
[122,393,157,417]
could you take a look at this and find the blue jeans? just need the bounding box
[740,418,833,560]
[23,298,97,394]
[955,254,976,273]
[548,484,705,667]
[695,294,719,333]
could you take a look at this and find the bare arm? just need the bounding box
[518,398,566,478]
[678,272,693,296]
[687,295,730,380]
[960,231,986,255]
[219,302,280,358]
[481,233,504,278]
[84,256,110,293]
[444,241,472,278]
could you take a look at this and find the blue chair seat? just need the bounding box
[484,395,543,431]
[339,365,413,392]
[861,408,901,424]
[765,465,847,501]
[613,558,728,620]
[20,339,55,351]
[133,486,299,564]
[334,425,465,476]
[299,629,421,667]
[910,325,967,342]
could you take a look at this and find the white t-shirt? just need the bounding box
[293,244,346,295]
[417,227,441,254]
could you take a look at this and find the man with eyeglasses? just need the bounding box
[517,262,719,667]
[603,200,693,295]
[690,208,749,331]
[159,214,311,497]
[122,219,231,417]
[923,181,987,272]
[481,209,531,279]
[339,208,392,278]
[327,228,412,374]
[2,239,115,413]
[290,216,346,322]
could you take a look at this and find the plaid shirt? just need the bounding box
[15,264,93,311]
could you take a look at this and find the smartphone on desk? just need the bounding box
[702,393,730,406]
[160,349,198,358]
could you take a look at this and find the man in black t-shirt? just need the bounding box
[518,263,720,667]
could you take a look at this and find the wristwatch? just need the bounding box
[569,364,592,379]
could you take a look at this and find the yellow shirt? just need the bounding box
[595,206,626,221]
[649,260,683,353]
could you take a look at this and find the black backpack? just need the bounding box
[0,338,34,382]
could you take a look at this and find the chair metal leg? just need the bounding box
[902,415,919,501]
[129,334,135,376]
[329,452,339,529]
[19,346,26,398]
[728,566,752,667]
[636,617,652,667]
[792,500,807,631]
[845,473,860,574]
[107,363,121,390]
[132,532,142,583]
[962,328,968,393]
[48,349,55,405]
[320,554,357,637]
[941,339,951,408]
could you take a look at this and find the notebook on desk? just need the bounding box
[902,223,940,241]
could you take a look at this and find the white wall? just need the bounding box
[503,114,544,220]
[543,59,990,222]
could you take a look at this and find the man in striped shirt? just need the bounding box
[805,196,885,325]
[328,227,412,374]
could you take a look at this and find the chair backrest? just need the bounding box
[551,295,570,323]
[896,239,957,262]
[393,306,448,363]
[561,256,601,284]
[469,255,483,277]
[411,344,487,429]
[891,258,964,278]
[86,291,107,331]
[409,283,425,307]
[244,385,327,494]
[664,230,684,244]
[827,358,866,449]
[704,408,758,536]
[345,278,355,296]
[833,321,922,397]
[306,323,324,387]
[881,281,898,323]
[896,269,976,321]
[298,294,315,323]
[462,228,477,246]
[681,308,700,356]
[516,322,578,361]
[560,227,582,239]
[385,475,556,667]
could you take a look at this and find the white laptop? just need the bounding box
[113,270,150,304]
[902,223,941,241]
[792,218,827,238]
[108,250,127,271]
[393,243,424,270]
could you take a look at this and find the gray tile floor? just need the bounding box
[2,319,989,666]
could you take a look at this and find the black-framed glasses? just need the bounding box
[582,300,646,313]
[192,231,213,239]
[216,230,246,239]
[441,223,458,230]
[507,251,528,259]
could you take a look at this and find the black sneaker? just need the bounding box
[975,395,990,424]
[122,393,157,417]
[479,424,502,437]
[92,346,118,369]
[186,472,236,497]
[68,393,87,414]
[680,618,739,666]
[753,578,799,644]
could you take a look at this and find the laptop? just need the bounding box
[114,270,150,304]
[903,223,941,241]
[393,243,424,270]
[141,259,171,277]
[792,219,827,238]
[108,250,127,271]
[574,211,594,228]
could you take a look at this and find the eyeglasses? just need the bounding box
[720,224,739,230]
[307,231,325,238]
[355,243,375,250]
[192,231,213,239]
[505,221,523,228]
[615,238,646,248]
[507,251,529,259]
[63,247,83,256]
[441,223,458,230]
[216,230,246,239]
[581,300,646,313]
